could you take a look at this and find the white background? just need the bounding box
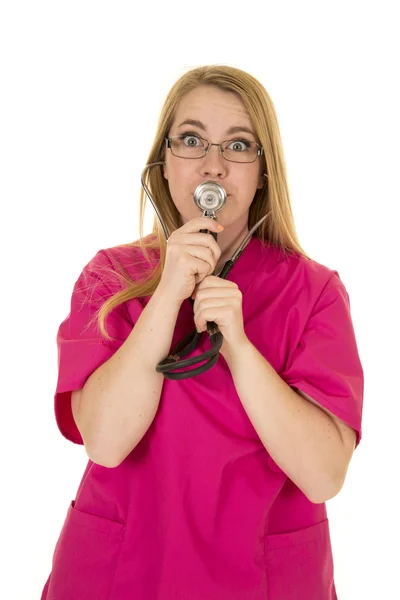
[1,1,398,598]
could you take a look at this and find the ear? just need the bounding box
[257,172,267,190]
[163,165,168,180]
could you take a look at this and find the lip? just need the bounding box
[192,193,231,197]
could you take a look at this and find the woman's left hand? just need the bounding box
[191,276,248,354]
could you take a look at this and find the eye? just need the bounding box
[227,139,251,152]
[178,132,203,147]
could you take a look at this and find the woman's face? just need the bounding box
[164,85,265,228]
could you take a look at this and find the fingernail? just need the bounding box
[217,224,224,231]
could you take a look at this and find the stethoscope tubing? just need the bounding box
[140,162,268,379]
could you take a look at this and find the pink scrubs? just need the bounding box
[41,236,363,599]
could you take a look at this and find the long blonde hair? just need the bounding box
[97,65,311,339]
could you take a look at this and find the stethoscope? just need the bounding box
[140,161,268,380]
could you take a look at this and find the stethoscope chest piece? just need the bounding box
[193,181,227,214]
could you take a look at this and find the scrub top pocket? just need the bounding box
[46,500,125,600]
[265,518,336,600]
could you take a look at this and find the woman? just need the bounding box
[41,65,363,599]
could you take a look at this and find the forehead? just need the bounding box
[173,85,252,127]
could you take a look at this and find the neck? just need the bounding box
[214,221,249,275]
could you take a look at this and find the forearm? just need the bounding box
[223,338,347,503]
[78,285,182,467]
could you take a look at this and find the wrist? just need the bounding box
[220,334,251,361]
[154,282,183,310]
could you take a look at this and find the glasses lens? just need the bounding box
[168,136,261,163]
[222,140,259,163]
[169,135,206,159]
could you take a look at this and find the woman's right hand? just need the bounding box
[158,217,223,305]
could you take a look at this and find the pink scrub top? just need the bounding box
[41,236,363,600]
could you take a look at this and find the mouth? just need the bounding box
[192,193,231,196]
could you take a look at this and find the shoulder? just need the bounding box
[84,235,161,281]
[256,238,345,299]
[72,236,160,304]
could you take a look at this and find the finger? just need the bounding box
[187,247,217,275]
[169,234,221,267]
[193,279,239,300]
[194,296,237,314]
[179,217,224,235]
[197,277,239,290]
[195,305,237,332]
[194,288,241,302]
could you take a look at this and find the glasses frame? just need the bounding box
[165,135,264,164]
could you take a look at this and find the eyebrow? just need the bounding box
[177,119,256,137]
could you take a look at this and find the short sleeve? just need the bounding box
[54,250,134,444]
[280,272,364,448]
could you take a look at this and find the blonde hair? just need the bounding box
[96,65,311,339]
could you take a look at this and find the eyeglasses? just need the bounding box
[166,133,264,164]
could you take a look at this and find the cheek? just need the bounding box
[236,170,260,196]
[173,163,201,200]
[168,172,192,202]
[165,165,199,214]
[165,159,192,187]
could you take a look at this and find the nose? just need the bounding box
[200,144,227,179]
